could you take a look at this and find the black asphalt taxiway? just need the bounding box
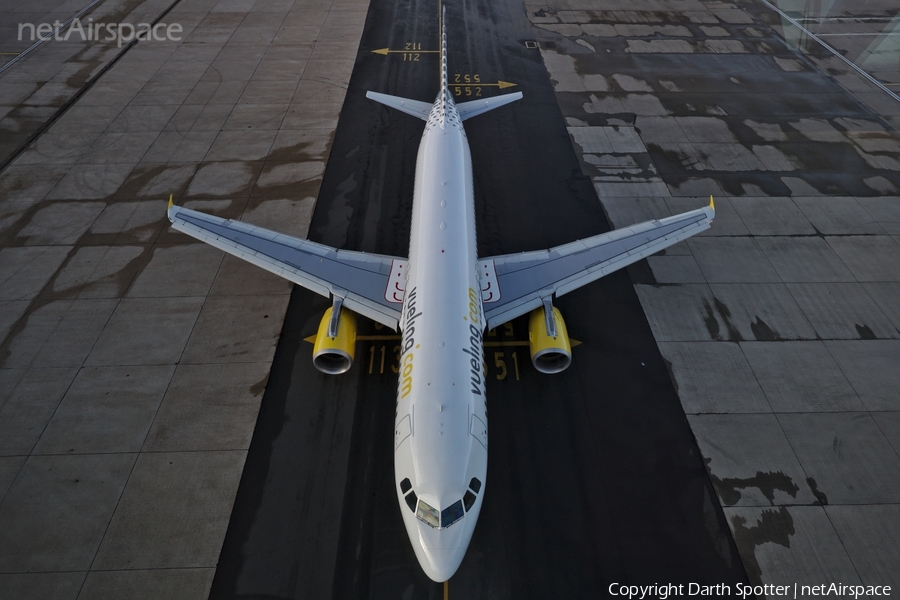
[208,0,750,597]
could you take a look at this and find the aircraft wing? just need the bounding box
[481,201,714,330]
[167,202,405,329]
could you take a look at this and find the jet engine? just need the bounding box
[312,304,357,374]
[527,303,572,374]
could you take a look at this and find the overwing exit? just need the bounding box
[166,7,713,583]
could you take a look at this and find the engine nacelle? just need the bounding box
[312,306,357,374]
[528,305,572,374]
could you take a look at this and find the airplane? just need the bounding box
[166,8,714,584]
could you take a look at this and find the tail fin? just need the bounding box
[367,3,523,120]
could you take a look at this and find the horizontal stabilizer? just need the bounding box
[457,91,523,121]
[366,91,433,120]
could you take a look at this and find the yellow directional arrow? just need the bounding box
[475,81,517,89]
[372,48,439,55]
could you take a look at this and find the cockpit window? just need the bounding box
[416,499,440,528]
[441,500,465,527]
[407,479,479,528]
[463,490,476,512]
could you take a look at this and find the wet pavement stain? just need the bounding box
[730,507,795,586]
[534,3,900,198]
[0,0,190,173]
[702,297,722,340]
[0,0,174,170]
[249,372,270,398]
[42,244,153,301]
[0,261,76,369]
[706,459,800,506]
[265,139,334,164]
[702,297,743,341]
[806,477,828,506]
[253,165,325,201]
[184,162,264,200]
[715,298,742,341]
[6,201,104,247]
[248,181,322,218]
[750,316,781,341]
[855,323,877,340]
[0,240,158,368]
[0,106,58,148]
[61,1,139,89]
[113,164,198,201]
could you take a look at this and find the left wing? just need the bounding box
[167,201,405,329]
[481,200,714,329]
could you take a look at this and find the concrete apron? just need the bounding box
[0,0,368,596]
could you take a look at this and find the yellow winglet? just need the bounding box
[709,195,715,210]
[168,194,174,209]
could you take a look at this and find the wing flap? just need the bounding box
[482,204,713,329]
[169,204,404,329]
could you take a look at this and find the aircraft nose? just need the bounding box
[403,494,481,582]
[414,517,469,582]
[420,545,466,582]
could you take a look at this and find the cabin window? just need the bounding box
[441,500,465,528]
[417,499,440,528]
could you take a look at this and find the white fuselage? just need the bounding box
[393,88,489,582]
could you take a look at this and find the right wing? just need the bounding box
[168,202,405,329]
[481,200,714,329]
